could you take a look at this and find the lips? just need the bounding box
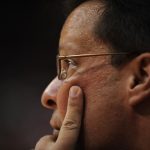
[50,111,62,131]
[50,118,61,141]
[50,117,62,130]
[52,129,60,139]
[50,111,62,141]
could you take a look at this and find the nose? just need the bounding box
[41,77,63,109]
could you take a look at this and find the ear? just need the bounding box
[128,53,150,107]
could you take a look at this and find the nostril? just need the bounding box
[47,99,56,108]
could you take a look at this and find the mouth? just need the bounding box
[49,118,61,141]
[50,111,63,140]
[52,129,60,140]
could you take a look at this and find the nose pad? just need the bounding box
[41,77,63,109]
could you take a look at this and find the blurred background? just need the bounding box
[0,0,65,149]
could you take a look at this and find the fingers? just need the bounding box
[35,135,55,150]
[35,86,84,150]
[55,86,83,149]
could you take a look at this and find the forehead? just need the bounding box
[59,0,107,55]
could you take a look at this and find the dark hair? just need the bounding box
[64,0,150,66]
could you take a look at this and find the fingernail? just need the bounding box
[69,86,80,98]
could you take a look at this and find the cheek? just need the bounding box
[79,72,129,149]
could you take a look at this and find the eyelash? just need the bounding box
[64,59,76,67]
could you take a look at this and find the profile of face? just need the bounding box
[40,1,149,150]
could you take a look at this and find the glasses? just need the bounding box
[57,52,128,80]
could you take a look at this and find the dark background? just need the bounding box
[0,0,65,149]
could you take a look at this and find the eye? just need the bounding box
[64,59,76,67]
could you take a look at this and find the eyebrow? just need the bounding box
[57,46,67,55]
[58,43,81,55]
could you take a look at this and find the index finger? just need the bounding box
[56,86,84,149]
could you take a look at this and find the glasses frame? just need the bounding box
[57,52,128,80]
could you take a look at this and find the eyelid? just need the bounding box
[64,59,76,66]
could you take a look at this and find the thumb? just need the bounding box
[56,86,83,149]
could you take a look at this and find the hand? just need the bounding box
[35,86,83,150]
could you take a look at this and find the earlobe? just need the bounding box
[128,53,150,107]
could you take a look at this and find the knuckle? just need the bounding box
[68,98,78,107]
[63,119,79,130]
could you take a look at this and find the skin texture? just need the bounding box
[35,85,84,150]
[35,0,150,150]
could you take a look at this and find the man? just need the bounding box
[35,0,150,149]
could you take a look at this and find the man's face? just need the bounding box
[42,1,132,150]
